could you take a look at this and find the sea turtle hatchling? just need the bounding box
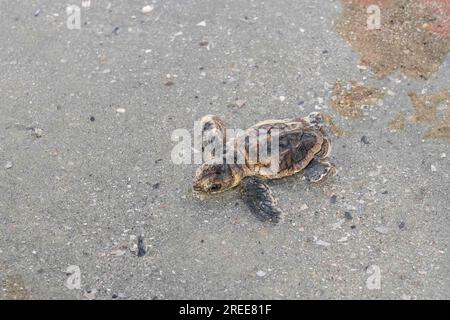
[192,112,336,223]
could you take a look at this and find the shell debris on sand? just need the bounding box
[388,112,406,132]
[256,270,266,277]
[142,5,154,14]
[374,226,390,235]
[4,274,31,300]
[234,99,246,108]
[408,88,450,123]
[331,81,384,119]
[29,127,43,138]
[424,117,450,139]
[331,219,346,230]
[315,239,331,247]
[335,0,450,79]
[83,288,98,300]
[299,204,308,211]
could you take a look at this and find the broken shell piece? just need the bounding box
[30,127,43,138]
[235,99,246,108]
[142,5,154,14]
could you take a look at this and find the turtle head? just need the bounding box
[193,164,241,194]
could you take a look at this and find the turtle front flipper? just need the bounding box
[240,176,283,223]
[303,158,336,183]
[199,115,226,161]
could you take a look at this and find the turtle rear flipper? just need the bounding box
[241,176,283,223]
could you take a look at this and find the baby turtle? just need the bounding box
[193,112,336,223]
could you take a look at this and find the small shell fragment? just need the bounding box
[374,226,390,234]
[315,239,331,247]
[256,270,266,277]
[142,5,154,14]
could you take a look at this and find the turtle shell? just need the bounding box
[231,118,326,179]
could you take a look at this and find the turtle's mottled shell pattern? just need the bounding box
[230,118,326,179]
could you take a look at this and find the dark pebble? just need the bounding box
[137,236,146,257]
[152,183,160,189]
[344,211,353,220]
[382,190,388,194]
[90,116,95,122]
[361,135,370,145]
[398,221,406,230]
[330,195,337,204]
[112,27,120,35]
[350,225,356,229]
[112,293,118,299]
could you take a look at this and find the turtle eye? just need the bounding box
[210,184,221,192]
